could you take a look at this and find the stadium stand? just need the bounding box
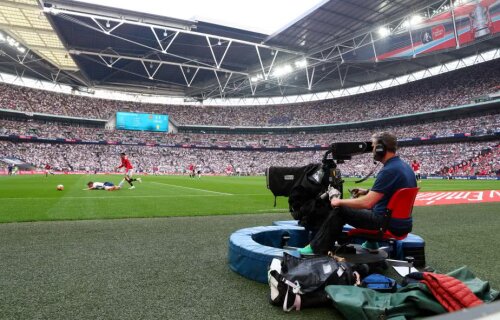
[1,140,498,177]
[0,113,498,145]
[0,60,499,126]
[0,61,498,178]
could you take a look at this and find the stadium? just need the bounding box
[0,0,499,319]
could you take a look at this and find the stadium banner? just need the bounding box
[59,138,81,143]
[340,0,500,62]
[116,112,169,132]
[0,171,133,175]
[423,175,500,180]
[97,141,122,145]
[415,190,500,206]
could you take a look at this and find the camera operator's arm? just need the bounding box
[330,190,383,210]
[350,188,369,198]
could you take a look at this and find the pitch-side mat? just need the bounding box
[414,190,500,206]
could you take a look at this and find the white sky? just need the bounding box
[74,0,326,35]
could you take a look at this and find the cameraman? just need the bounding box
[299,132,417,255]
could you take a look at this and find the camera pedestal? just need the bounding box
[334,244,388,264]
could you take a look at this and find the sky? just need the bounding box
[74,0,327,35]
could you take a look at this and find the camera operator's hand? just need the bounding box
[350,188,369,198]
[330,198,342,207]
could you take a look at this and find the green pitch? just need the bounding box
[0,174,498,223]
[0,174,499,320]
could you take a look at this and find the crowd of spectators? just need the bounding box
[397,142,499,176]
[442,145,500,176]
[0,112,498,146]
[1,59,498,177]
[0,60,498,126]
[1,140,498,177]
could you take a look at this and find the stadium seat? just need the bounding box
[347,187,420,242]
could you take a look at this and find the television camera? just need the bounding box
[266,141,373,229]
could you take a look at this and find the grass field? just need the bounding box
[0,174,499,319]
[0,174,498,223]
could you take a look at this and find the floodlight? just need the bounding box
[294,59,307,68]
[250,74,263,82]
[272,64,293,77]
[410,15,423,25]
[378,26,391,38]
[106,20,110,28]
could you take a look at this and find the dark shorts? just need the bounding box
[104,182,114,187]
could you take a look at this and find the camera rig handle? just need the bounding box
[326,141,373,161]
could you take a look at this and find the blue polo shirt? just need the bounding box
[371,156,417,233]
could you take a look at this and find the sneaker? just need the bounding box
[297,244,314,255]
[129,186,136,190]
[361,241,379,251]
[137,178,142,183]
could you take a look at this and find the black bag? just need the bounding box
[282,253,357,292]
[268,253,359,311]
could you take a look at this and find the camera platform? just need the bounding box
[228,221,425,284]
[334,244,388,264]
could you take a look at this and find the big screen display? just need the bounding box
[116,112,169,132]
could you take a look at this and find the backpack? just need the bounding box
[268,253,360,312]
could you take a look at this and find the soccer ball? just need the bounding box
[57,184,64,191]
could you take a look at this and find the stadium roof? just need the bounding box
[0,0,76,70]
[72,0,327,36]
[0,0,498,100]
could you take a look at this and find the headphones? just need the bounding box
[373,139,387,162]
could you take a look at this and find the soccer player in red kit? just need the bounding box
[116,153,141,189]
[188,163,195,178]
[411,159,421,182]
[44,164,54,177]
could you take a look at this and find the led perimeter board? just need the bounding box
[116,112,169,132]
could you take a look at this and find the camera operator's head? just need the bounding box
[371,132,397,163]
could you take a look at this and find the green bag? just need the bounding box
[325,266,498,320]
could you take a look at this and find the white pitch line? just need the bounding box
[149,182,233,195]
[0,194,274,201]
[1,194,231,200]
[256,209,288,212]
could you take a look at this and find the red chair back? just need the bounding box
[346,187,420,241]
[387,187,420,219]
